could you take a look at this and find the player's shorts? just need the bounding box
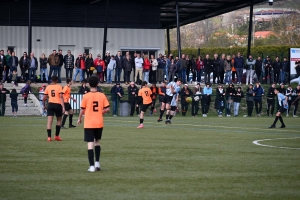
[162,95,173,104]
[84,128,103,142]
[47,103,63,117]
[278,107,287,114]
[64,102,72,111]
[171,106,177,111]
[141,103,152,112]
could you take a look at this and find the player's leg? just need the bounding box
[69,108,76,127]
[158,101,166,122]
[85,129,96,172]
[94,128,102,171]
[54,104,63,141]
[46,104,55,141]
[61,107,69,129]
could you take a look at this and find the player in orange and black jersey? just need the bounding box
[43,75,65,142]
[137,81,152,128]
[77,76,110,172]
[149,83,158,116]
[61,78,77,129]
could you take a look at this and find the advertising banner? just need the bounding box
[290,48,300,83]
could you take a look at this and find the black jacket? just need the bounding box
[226,86,235,100]
[233,90,244,102]
[78,85,90,94]
[8,56,19,67]
[115,55,123,69]
[0,55,6,68]
[19,56,29,69]
[85,58,94,70]
[40,58,48,69]
[63,54,75,69]
[255,59,263,72]
[111,85,124,101]
[281,61,289,73]
[58,54,64,67]
[27,57,38,69]
[212,58,221,72]
[123,59,132,72]
[128,85,139,100]
[215,88,226,109]
[267,87,276,99]
[0,88,10,103]
[203,58,212,73]
[273,60,281,73]
[180,87,193,104]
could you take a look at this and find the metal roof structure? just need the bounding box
[1,0,267,29]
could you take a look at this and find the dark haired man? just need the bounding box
[269,88,288,128]
[63,50,75,79]
[137,81,153,128]
[61,78,77,129]
[77,76,110,172]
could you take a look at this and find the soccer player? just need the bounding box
[165,89,178,124]
[61,78,77,129]
[77,76,110,172]
[43,75,65,142]
[137,81,153,128]
[269,88,288,128]
[158,79,182,122]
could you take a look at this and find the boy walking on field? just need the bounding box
[137,81,153,128]
[77,76,110,172]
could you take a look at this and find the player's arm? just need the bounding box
[77,108,85,125]
[103,106,110,114]
[43,89,48,110]
[59,93,65,113]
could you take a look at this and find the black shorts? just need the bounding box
[47,103,63,117]
[64,102,72,111]
[171,106,177,111]
[141,103,152,112]
[278,107,287,114]
[84,128,103,142]
[162,95,173,104]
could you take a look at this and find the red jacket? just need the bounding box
[196,59,204,71]
[143,58,151,71]
[94,58,106,71]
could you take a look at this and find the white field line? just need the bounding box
[253,137,300,150]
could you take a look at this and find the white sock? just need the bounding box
[95,161,100,168]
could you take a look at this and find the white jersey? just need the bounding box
[170,93,178,107]
[166,82,181,96]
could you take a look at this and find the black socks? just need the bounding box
[47,129,51,137]
[55,125,61,136]
[95,146,101,162]
[62,114,68,126]
[159,109,164,119]
[140,119,144,124]
[88,149,94,166]
[69,114,73,126]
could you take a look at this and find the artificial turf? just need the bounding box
[0,116,299,200]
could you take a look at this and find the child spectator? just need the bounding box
[20,80,32,106]
[11,69,18,87]
[215,85,226,117]
[39,84,47,116]
[180,84,192,116]
[10,89,18,117]
[233,86,244,117]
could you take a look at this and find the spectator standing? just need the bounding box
[77,76,110,172]
[203,54,212,84]
[143,55,151,84]
[28,52,38,83]
[291,84,300,117]
[4,49,11,82]
[273,56,281,85]
[106,55,116,84]
[180,54,188,84]
[156,54,165,83]
[169,58,177,82]
[85,54,94,79]
[150,55,158,83]
[48,50,60,81]
[267,83,276,117]
[201,83,212,117]
[20,80,32,106]
[295,61,300,85]
[135,53,144,84]
[40,53,49,83]
[78,79,90,94]
[94,54,106,83]
[255,56,263,83]
[253,81,264,117]
[233,86,244,117]
[8,51,18,82]
[110,83,124,116]
[128,82,139,116]
[165,54,171,82]
[224,55,232,85]
[115,51,123,83]
[264,56,273,84]
[190,55,197,83]
[123,55,132,84]
[104,51,111,82]
[57,50,63,83]
[225,83,235,117]
[10,88,18,117]
[73,54,84,83]
[196,56,204,83]
[285,84,297,117]
[0,50,6,82]
[191,83,201,117]
[234,52,244,85]
[63,50,75,80]
[19,52,29,82]
[39,84,47,116]
[212,54,221,84]
[280,57,289,84]
[231,55,236,83]
[219,54,226,84]
[246,54,256,85]
[180,84,192,116]
[215,85,226,117]
[0,83,10,115]
[244,84,255,117]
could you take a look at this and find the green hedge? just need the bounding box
[170,46,300,60]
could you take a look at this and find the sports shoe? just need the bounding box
[47,137,52,142]
[243,115,248,117]
[293,115,298,117]
[137,124,144,129]
[87,166,95,172]
[69,125,76,128]
[61,126,68,129]
[269,125,276,128]
[24,104,27,107]
[218,115,223,117]
[95,162,101,171]
[280,125,286,128]
[54,136,62,141]
[153,108,157,113]
[157,118,162,122]
[202,114,207,117]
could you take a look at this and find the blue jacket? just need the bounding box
[253,85,264,101]
[234,56,244,69]
[110,85,124,101]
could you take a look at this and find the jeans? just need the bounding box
[280,71,286,84]
[49,66,58,79]
[164,67,169,81]
[115,68,121,82]
[191,99,199,116]
[29,68,37,82]
[181,70,187,83]
[65,68,73,79]
[107,68,114,83]
[40,101,46,115]
[144,71,150,84]
[226,101,232,115]
[225,70,232,84]
[40,68,49,82]
[73,68,83,82]
[255,100,262,114]
[112,100,118,115]
[246,69,254,84]
[236,68,243,83]
[196,70,203,83]
[233,102,240,116]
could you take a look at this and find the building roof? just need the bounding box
[254,31,274,38]
[1,0,267,29]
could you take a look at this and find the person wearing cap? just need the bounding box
[128,82,139,116]
[63,50,74,80]
[39,84,47,116]
[201,83,212,117]
[269,88,288,128]
[244,84,255,117]
[110,83,124,116]
[48,50,60,81]
[73,54,84,83]
[191,82,201,117]
[263,56,273,84]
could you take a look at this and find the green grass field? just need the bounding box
[0,116,300,200]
